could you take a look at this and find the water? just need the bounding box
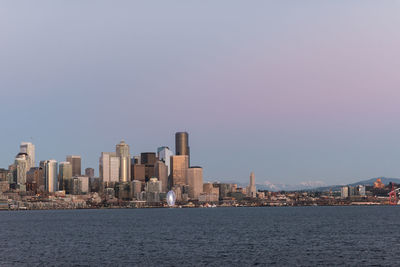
[0,206,399,266]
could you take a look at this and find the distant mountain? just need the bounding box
[309,177,400,192]
[208,177,400,192]
[254,180,326,192]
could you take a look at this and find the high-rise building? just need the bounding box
[99,153,110,183]
[157,146,173,176]
[20,142,35,169]
[14,153,28,189]
[99,152,120,184]
[76,176,89,193]
[69,177,82,195]
[132,164,146,182]
[170,155,189,186]
[85,168,95,178]
[59,162,72,190]
[341,186,349,198]
[141,152,156,182]
[116,140,131,183]
[175,132,190,164]
[66,155,81,176]
[248,172,256,198]
[26,167,45,193]
[133,156,140,164]
[155,160,168,192]
[44,160,58,193]
[140,152,156,165]
[110,156,120,182]
[186,167,203,199]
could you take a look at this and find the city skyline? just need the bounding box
[1,1,400,185]
[2,137,398,188]
[2,2,400,266]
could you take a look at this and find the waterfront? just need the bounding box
[1,206,400,266]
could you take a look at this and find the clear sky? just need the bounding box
[1,1,400,185]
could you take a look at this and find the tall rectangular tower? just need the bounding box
[187,167,203,199]
[59,161,72,190]
[20,142,35,169]
[44,160,58,193]
[155,160,168,192]
[157,146,173,176]
[66,155,81,176]
[175,132,190,165]
[170,155,189,186]
[99,152,120,184]
[116,140,131,183]
[248,172,256,198]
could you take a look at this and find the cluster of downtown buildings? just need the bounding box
[0,132,258,209]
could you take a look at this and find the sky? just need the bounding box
[1,1,400,185]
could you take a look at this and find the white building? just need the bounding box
[20,142,35,169]
[157,146,173,176]
[100,152,120,184]
[14,153,28,187]
[341,186,349,198]
[76,176,89,193]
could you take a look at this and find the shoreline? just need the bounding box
[0,203,392,211]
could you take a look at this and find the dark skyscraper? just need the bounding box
[140,153,156,166]
[66,155,81,176]
[175,132,190,165]
[140,152,156,182]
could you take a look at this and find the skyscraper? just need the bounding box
[116,140,131,183]
[155,160,168,192]
[175,132,190,164]
[59,162,72,190]
[248,172,256,198]
[14,153,28,190]
[187,167,203,199]
[44,160,58,193]
[170,155,189,186]
[99,152,120,184]
[26,167,45,193]
[20,142,35,169]
[66,155,81,176]
[141,152,156,182]
[140,152,156,165]
[77,176,89,193]
[132,164,146,182]
[157,146,173,176]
